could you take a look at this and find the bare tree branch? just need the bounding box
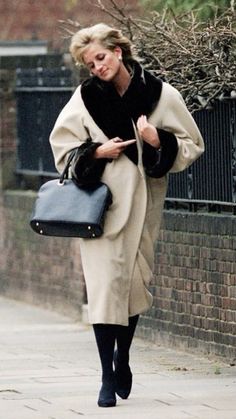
[62,0,236,112]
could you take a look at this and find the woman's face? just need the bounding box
[82,41,122,81]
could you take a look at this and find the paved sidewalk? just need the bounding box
[0,296,235,419]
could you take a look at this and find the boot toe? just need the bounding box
[97,382,116,407]
[114,350,132,399]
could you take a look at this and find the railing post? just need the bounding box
[231,100,236,203]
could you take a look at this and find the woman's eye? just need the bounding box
[97,54,105,61]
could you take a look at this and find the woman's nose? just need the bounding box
[95,62,103,72]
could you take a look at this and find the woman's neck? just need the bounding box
[112,63,131,96]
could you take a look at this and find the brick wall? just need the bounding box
[0,193,235,359]
[138,211,236,360]
[0,190,85,318]
[0,0,140,51]
[0,54,85,317]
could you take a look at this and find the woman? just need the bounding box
[50,23,204,408]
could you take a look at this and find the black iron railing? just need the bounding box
[15,67,236,213]
[166,99,236,212]
[15,67,73,177]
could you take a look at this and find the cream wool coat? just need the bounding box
[50,81,204,326]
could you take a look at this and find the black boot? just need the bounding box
[93,324,117,407]
[114,315,139,399]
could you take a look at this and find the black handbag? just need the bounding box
[30,149,112,238]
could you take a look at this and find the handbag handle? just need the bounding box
[59,148,77,184]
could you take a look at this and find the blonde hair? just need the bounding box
[69,23,134,65]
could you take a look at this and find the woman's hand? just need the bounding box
[94,138,136,159]
[137,115,160,149]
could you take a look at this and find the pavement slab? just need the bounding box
[0,296,235,419]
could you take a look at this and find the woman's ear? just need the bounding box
[114,46,122,60]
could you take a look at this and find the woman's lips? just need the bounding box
[101,69,108,76]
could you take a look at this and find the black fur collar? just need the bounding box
[81,61,163,164]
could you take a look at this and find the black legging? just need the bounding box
[93,315,139,383]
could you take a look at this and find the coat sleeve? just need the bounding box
[142,129,178,178]
[149,82,205,173]
[71,139,108,186]
[49,85,101,174]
